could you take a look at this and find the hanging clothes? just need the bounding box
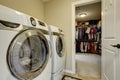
[90,27,94,40]
[75,29,79,40]
[84,42,88,52]
[80,42,84,52]
[86,27,90,34]
[75,20,101,54]
[82,27,85,39]
[78,28,82,40]
[76,41,81,52]
[94,42,97,53]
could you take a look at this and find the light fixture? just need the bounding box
[79,13,87,17]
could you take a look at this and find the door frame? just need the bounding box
[71,0,101,74]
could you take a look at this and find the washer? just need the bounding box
[0,5,51,80]
[28,18,52,80]
[49,25,65,80]
[25,17,52,80]
[0,5,29,26]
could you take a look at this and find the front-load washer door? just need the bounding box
[7,29,49,80]
[56,35,64,57]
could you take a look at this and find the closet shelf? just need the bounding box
[76,39,97,42]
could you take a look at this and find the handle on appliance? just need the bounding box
[111,44,120,49]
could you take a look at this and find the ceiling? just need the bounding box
[76,2,101,22]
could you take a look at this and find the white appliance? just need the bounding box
[0,5,39,28]
[0,5,51,80]
[49,25,65,80]
[0,5,29,26]
[27,17,48,31]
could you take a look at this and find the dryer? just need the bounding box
[49,25,65,80]
[0,5,51,80]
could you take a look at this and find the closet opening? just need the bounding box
[75,2,101,79]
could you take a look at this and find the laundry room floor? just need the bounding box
[63,53,101,80]
[64,72,101,80]
[76,53,101,78]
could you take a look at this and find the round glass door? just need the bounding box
[7,29,49,80]
[56,35,64,57]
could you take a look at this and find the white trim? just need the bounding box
[64,69,75,74]
[71,0,101,74]
[71,3,76,74]
[73,0,101,7]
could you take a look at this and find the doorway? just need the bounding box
[71,0,101,79]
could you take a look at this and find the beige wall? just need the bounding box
[0,0,44,21]
[44,0,73,71]
[72,0,81,2]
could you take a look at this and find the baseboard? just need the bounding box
[64,69,75,74]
